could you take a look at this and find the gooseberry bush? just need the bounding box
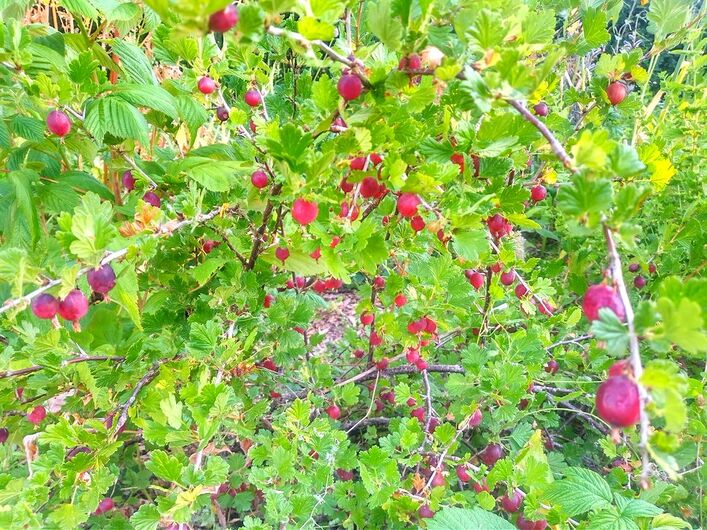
[0,1,705,529]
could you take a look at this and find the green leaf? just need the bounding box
[558,175,613,219]
[60,0,99,19]
[112,84,179,118]
[545,467,613,516]
[582,9,610,47]
[297,17,335,40]
[8,170,40,245]
[586,507,638,530]
[452,229,488,262]
[67,192,117,264]
[655,297,707,354]
[160,394,184,429]
[428,507,516,530]
[591,309,629,356]
[647,0,691,40]
[130,504,161,530]
[171,157,247,192]
[84,96,150,145]
[145,450,184,483]
[366,0,403,51]
[110,39,157,85]
[10,115,44,141]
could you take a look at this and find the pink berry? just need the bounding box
[500,270,516,286]
[480,443,504,467]
[467,271,485,290]
[122,170,135,191]
[633,275,646,289]
[411,407,425,422]
[607,82,627,105]
[410,215,425,232]
[291,198,319,225]
[487,213,512,239]
[31,293,59,319]
[456,465,471,482]
[533,102,549,117]
[95,497,114,515]
[251,170,268,189]
[28,405,46,425]
[545,359,559,374]
[143,191,161,207]
[360,312,374,326]
[469,408,483,428]
[394,294,407,307]
[530,185,547,202]
[310,247,321,260]
[583,284,625,321]
[596,375,640,427]
[58,290,89,322]
[397,193,420,218]
[418,505,434,519]
[337,73,363,101]
[275,247,289,262]
[0,428,7,443]
[244,89,262,107]
[209,5,239,32]
[198,76,216,95]
[46,110,71,137]
[325,404,341,420]
[501,489,523,513]
[515,284,528,298]
[406,349,420,364]
[216,106,230,122]
[376,357,389,370]
[87,264,116,295]
[415,358,428,371]
[263,294,274,308]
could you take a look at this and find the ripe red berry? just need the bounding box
[263,294,274,308]
[325,404,341,420]
[407,318,424,335]
[216,105,230,122]
[607,81,627,105]
[359,177,380,198]
[451,152,465,173]
[411,407,425,422]
[472,478,489,493]
[537,299,555,316]
[633,275,646,289]
[87,264,116,295]
[456,465,470,482]
[628,262,640,272]
[58,289,89,323]
[373,276,385,289]
[648,263,657,274]
[353,349,365,359]
[28,405,46,425]
[410,215,425,232]
[533,101,549,117]
[406,349,420,364]
[608,359,630,377]
[500,270,516,286]
[245,89,262,107]
[251,170,268,189]
[31,293,59,319]
[487,213,512,239]
[406,397,416,407]
[0,428,8,444]
[209,5,239,32]
[46,110,71,137]
[375,357,389,370]
[337,73,363,101]
[415,358,428,371]
[530,185,547,202]
[431,471,445,487]
[350,157,366,170]
[582,284,625,321]
[517,514,548,530]
[369,331,382,346]
[480,443,504,467]
[198,76,216,94]
[360,312,374,326]
[418,505,434,519]
[469,408,483,428]
[397,193,420,218]
[291,198,319,225]
[95,497,114,515]
[122,170,135,191]
[310,247,321,260]
[514,283,529,298]
[336,468,354,481]
[143,191,161,207]
[545,359,559,374]
[490,262,503,274]
[394,293,407,307]
[369,152,383,165]
[596,375,640,427]
[423,317,437,334]
[468,271,485,290]
[330,236,341,248]
[275,247,289,262]
[340,178,354,193]
[501,489,523,513]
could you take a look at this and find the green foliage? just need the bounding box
[0,0,704,529]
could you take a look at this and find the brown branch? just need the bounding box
[603,223,650,487]
[114,359,168,435]
[342,416,390,432]
[505,98,577,172]
[246,184,283,270]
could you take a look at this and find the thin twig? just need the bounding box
[0,355,125,380]
[603,223,650,487]
[346,372,379,433]
[114,360,167,435]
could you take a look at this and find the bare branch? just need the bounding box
[0,355,125,380]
